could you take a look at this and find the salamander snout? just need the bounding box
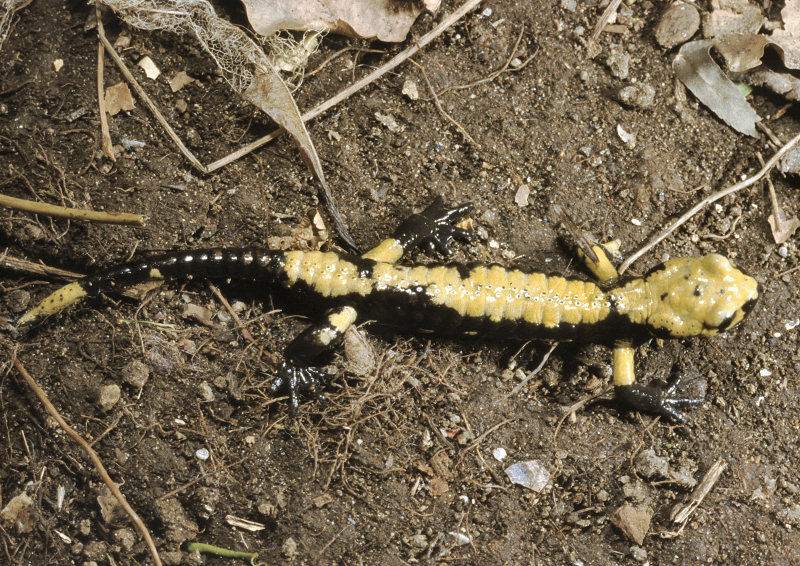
[645,254,759,338]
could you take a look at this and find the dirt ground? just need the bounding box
[1,0,799,564]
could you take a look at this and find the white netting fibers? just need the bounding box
[103,0,319,93]
[103,0,258,93]
[0,0,28,52]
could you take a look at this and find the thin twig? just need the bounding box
[592,0,624,40]
[0,251,142,302]
[11,355,162,566]
[0,194,145,226]
[0,252,82,279]
[411,60,479,147]
[508,342,558,398]
[96,19,207,173]
[619,131,800,275]
[204,0,484,173]
[441,24,535,94]
[662,459,727,538]
[95,2,115,161]
[207,281,258,348]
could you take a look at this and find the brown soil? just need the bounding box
[2,1,799,565]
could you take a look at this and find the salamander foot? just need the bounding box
[615,374,704,423]
[269,362,329,416]
[395,196,474,256]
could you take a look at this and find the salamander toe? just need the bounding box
[615,373,705,423]
[268,362,330,416]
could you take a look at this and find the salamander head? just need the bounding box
[644,254,758,338]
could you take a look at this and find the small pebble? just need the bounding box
[402,79,419,100]
[113,528,137,551]
[185,128,202,148]
[282,537,299,559]
[631,545,648,562]
[617,84,656,109]
[505,460,551,492]
[514,184,530,207]
[780,147,800,175]
[121,359,149,388]
[5,289,30,314]
[0,492,34,533]
[655,3,700,49]
[606,46,630,79]
[375,112,403,133]
[97,384,121,412]
[198,381,215,402]
[493,447,507,461]
[561,0,576,12]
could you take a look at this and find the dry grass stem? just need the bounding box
[1,251,83,279]
[0,193,145,225]
[412,60,478,147]
[96,2,115,161]
[96,16,207,173]
[592,0,624,40]
[619,131,800,274]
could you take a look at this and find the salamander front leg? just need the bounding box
[612,345,703,423]
[361,196,474,263]
[269,306,357,415]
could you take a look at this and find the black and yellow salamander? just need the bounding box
[18,198,759,421]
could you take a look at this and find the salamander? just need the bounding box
[18,198,759,421]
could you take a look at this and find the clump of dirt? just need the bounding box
[1,1,799,565]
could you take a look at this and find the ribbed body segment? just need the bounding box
[66,247,645,343]
[279,250,640,342]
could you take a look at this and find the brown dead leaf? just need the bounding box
[243,0,440,42]
[713,33,767,72]
[704,0,764,39]
[169,71,194,93]
[769,0,800,70]
[243,63,356,250]
[104,82,135,116]
[767,183,800,244]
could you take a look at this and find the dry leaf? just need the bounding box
[138,56,160,79]
[104,82,135,116]
[169,71,194,92]
[746,68,800,102]
[713,33,767,72]
[767,185,800,244]
[243,0,440,42]
[769,0,800,70]
[673,40,760,137]
[243,63,331,204]
[704,0,764,39]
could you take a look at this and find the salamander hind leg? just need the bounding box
[612,345,704,423]
[361,196,474,263]
[269,305,357,415]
